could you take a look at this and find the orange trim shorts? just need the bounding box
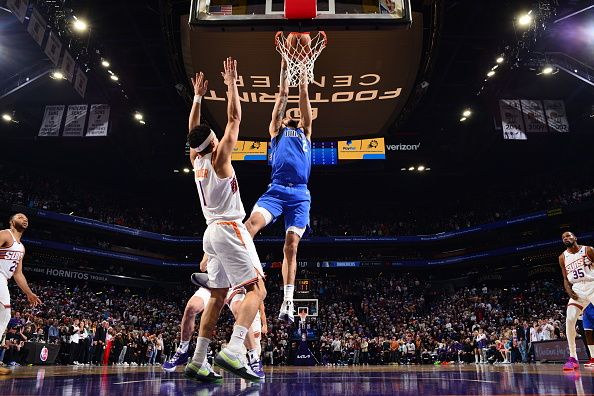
[203,220,264,290]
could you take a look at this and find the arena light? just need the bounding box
[183,168,191,173]
[139,120,146,125]
[400,168,406,171]
[408,166,415,171]
[51,71,65,80]
[110,75,119,81]
[417,165,425,171]
[518,11,533,26]
[496,56,504,64]
[2,113,12,122]
[73,17,88,32]
[462,109,472,117]
[487,70,496,77]
[542,66,554,75]
[134,112,144,121]
[460,117,467,122]
[425,167,431,171]
[101,60,110,68]
[491,65,499,70]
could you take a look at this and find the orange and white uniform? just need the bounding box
[565,245,594,309]
[0,230,25,308]
[194,153,264,290]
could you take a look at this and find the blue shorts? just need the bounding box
[254,183,311,232]
[583,304,594,330]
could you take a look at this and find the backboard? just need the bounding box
[190,0,411,30]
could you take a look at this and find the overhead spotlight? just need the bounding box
[139,120,146,125]
[183,168,191,173]
[408,166,415,171]
[400,168,406,171]
[2,114,12,122]
[51,71,65,80]
[462,109,472,117]
[496,56,504,64]
[73,18,88,32]
[425,167,431,171]
[110,75,119,81]
[460,117,467,122]
[518,11,532,26]
[487,70,496,77]
[542,66,554,75]
[491,65,499,70]
[101,60,110,68]
[173,170,180,173]
[417,165,425,172]
[134,112,143,120]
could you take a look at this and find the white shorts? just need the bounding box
[0,280,10,308]
[203,221,264,290]
[193,287,211,306]
[569,282,594,308]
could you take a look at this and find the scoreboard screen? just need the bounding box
[312,141,337,166]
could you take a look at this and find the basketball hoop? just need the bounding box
[275,31,327,87]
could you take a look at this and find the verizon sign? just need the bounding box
[386,142,421,151]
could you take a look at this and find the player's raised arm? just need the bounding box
[188,72,208,165]
[213,57,241,178]
[269,59,289,138]
[298,79,312,139]
[189,72,208,132]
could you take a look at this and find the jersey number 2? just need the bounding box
[9,261,17,273]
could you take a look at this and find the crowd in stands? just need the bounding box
[1,271,571,368]
[1,163,594,238]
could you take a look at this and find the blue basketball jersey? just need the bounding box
[270,127,311,185]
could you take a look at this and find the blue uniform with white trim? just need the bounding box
[255,127,311,231]
[583,303,594,330]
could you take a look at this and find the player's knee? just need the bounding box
[245,214,265,236]
[283,238,299,257]
[245,280,266,301]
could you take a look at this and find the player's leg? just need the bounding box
[564,300,583,370]
[229,296,264,377]
[278,190,310,322]
[0,304,11,375]
[246,186,284,238]
[582,304,594,367]
[163,289,208,372]
[184,228,226,383]
[212,222,267,381]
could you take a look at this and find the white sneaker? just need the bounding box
[278,300,295,323]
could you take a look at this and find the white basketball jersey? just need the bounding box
[0,230,25,282]
[193,153,245,225]
[564,245,594,284]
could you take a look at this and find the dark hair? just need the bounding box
[188,124,215,156]
[286,119,299,129]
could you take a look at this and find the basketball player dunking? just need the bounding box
[0,213,42,376]
[247,59,312,322]
[559,231,594,370]
[183,58,266,383]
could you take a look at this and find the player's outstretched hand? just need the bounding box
[27,293,42,307]
[191,72,208,96]
[221,57,238,86]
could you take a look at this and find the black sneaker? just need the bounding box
[191,273,210,289]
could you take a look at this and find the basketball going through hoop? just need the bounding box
[275,31,327,86]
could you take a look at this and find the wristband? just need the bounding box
[193,95,202,104]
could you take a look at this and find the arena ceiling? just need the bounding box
[0,0,592,185]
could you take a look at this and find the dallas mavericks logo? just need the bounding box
[40,346,49,362]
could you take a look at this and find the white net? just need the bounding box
[275,31,327,86]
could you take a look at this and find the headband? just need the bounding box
[193,130,216,152]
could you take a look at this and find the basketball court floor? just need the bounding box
[0,365,592,395]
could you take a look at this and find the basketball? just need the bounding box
[286,32,312,59]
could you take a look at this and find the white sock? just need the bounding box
[284,284,295,302]
[588,345,594,357]
[179,341,190,353]
[248,348,259,364]
[228,325,249,354]
[566,305,581,359]
[192,337,210,365]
